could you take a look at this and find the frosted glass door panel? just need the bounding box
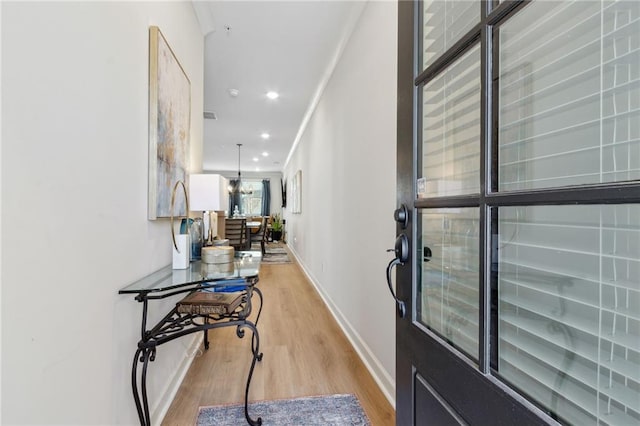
[498,1,640,191]
[422,44,481,197]
[422,0,479,70]
[420,208,479,360]
[498,204,640,425]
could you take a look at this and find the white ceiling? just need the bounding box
[194,1,364,173]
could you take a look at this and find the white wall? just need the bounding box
[1,2,203,424]
[283,0,398,404]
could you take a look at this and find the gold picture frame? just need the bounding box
[148,26,191,220]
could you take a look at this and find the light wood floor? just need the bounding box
[162,246,395,425]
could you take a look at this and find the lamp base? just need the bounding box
[205,227,214,247]
[203,210,219,246]
[172,234,190,269]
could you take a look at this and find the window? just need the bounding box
[419,208,480,360]
[498,1,640,191]
[497,204,640,425]
[494,3,640,423]
[422,0,479,69]
[422,44,481,197]
[416,1,640,423]
[240,180,263,216]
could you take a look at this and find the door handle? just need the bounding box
[386,234,408,318]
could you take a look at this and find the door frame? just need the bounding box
[395,2,415,423]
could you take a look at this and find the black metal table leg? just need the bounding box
[140,348,153,425]
[131,348,145,425]
[251,288,264,361]
[204,318,210,350]
[253,287,264,327]
[238,321,262,426]
[131,347,155,426]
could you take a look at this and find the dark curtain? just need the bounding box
[229,179,241,214]
[261,179,271,216]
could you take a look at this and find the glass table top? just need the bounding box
[119,251,262,294]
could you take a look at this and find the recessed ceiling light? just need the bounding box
[266,91,279,100]
[228,88,239,97]
[262,152,269,157]
[252,157,259,162]
[261,133,270,140]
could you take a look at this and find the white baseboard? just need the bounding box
[152,334,203,426]
[287,245,396,409]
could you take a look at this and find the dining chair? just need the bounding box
[250,216,267,255]
[224,218,246,250]
[265,216,273,242]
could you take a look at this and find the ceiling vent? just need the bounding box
[203,111,217,120]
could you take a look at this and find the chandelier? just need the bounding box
[229,143,252,195]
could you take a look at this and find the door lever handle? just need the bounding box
[385,234,409,318]
[386,257,406,318]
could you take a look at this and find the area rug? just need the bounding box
[261,246,292,264]
[197,394,370,426]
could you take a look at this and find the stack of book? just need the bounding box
[176,291,243,315]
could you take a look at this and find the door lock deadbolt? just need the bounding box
[394,204,409,229]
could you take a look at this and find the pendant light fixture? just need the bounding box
[229,143,252,195]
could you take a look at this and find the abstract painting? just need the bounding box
[148,26,190,220]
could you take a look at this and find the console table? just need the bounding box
[119,251,264,426]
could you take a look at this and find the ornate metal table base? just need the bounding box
[130,287,264,426]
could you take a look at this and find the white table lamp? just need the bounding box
[189,174,228,245]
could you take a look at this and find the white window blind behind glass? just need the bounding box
[422,44,481,197]
[421,209,480,360]
[499,0,640,191]
[498,205,639,425]
[496,1,640,425]
[420,1,482,360]
[422,0,479,70]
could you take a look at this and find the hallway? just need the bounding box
[162,245,396,425]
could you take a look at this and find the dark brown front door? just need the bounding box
[395,1,640,424]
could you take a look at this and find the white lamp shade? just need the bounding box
[218,176,229,209]
[189,174,228,212]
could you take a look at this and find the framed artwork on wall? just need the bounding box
[292,170,302,214]
[148,26,191,220]
[281,178,287,208]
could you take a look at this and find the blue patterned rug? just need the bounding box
[197,394,370,425]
